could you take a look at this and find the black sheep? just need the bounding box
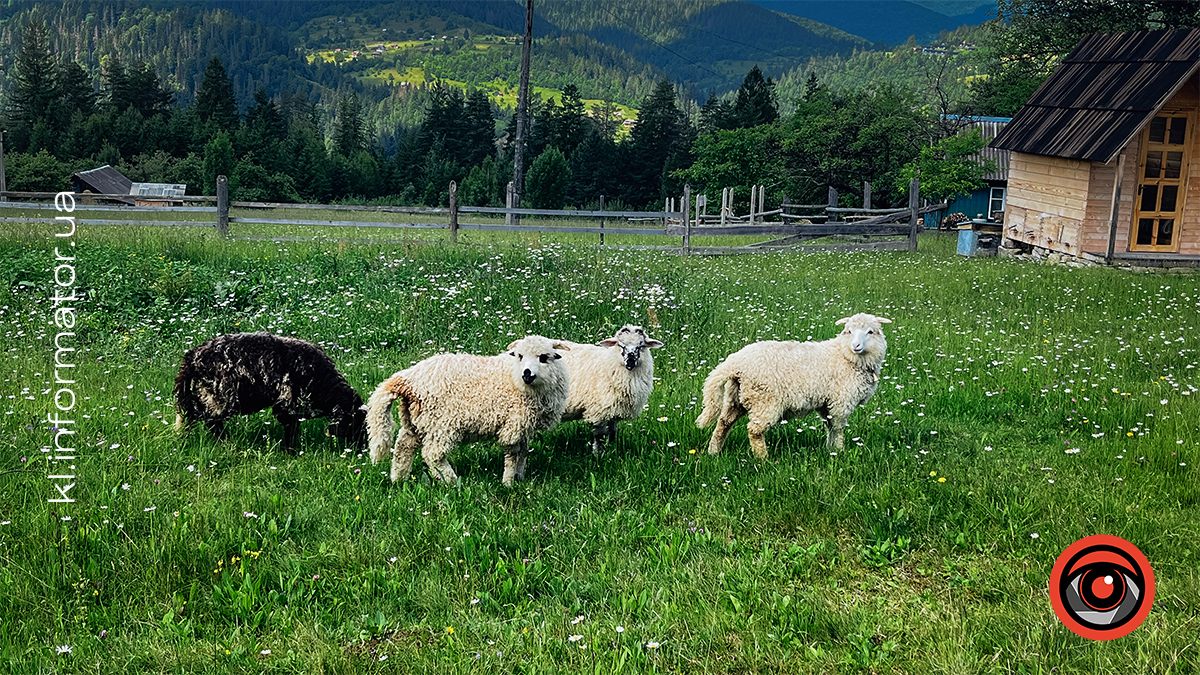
[174,332,367,450]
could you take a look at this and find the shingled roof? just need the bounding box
[990,28,1200,163]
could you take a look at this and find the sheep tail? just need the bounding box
[696,363,734,429]
[366,375,416,464]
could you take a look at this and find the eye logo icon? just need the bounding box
[1050,534,1154,640]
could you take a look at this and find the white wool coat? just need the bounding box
[557,341,654,425]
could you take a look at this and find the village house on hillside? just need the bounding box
[991,28,1200,268]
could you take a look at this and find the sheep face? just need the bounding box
[327,404,369,448]
[598,325,664,371]
[507,336,570,388]
[834,314,892,358]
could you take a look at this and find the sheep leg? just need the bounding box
[390,427,419,482]
[746,413,776,460]
[607,420,618,445]
[421,439,458,484]
[826,414,848,450]
[273,407,301,453]
[707,401,745,456]
[502,442,529,487]
[591,422,607,457]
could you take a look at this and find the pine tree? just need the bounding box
[9,22,58,148]
[101,55,133,112]
[699,92,735,135]
[55,61,95,123]
[624,79,684,207]
[195,57,239,131]
[127,63,173,118]
[551,84,588,159]
[333,92,365,157]
[463,88,495,168]
[731,65,778,128]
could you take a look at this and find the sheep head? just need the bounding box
[834,314,891,359]
[328,403,369,448]
[506,335,570,388]
[597,325,663,371]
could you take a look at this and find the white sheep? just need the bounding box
[557,325,663,455]
[696,313,891,458]
[366,335,571,486]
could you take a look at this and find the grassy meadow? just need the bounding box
[1,223,1198,673]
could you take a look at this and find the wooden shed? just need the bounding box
[990,28,1200,268]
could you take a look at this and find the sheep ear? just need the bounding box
[597,338,619,347]
[835,317,850,325]
[506,340,520,351]
[646,338,664,348]
[876,317,893,324]
[551,341,570,351]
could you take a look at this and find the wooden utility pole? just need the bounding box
[448,180,459,244]
[510,0,534,224]
[0,130,7,202]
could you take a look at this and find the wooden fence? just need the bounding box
[0,176,944,255]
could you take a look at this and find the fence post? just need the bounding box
[782,195,790,217]
[0,129,7,202]
[721,188,728,227]
[758,184,765,220]
[505,181,515,226]
[908,177,920,252]
[748,185,755,226]
[448,180,458,244]
[599,194,605,246]
[682,184,691,255]
[216,175,229,238]
[863,181,872,210]
[827,186,838,222]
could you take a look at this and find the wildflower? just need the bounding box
[657,416,668,422]
[929,471,936,477]
[1030,533,1039,539]
[568,635,583,642]
[379,654,388,662]
[56,645,72,655]
[244,511,258,519]
[571,615,584,625]
[646,640,660,649]
[689,448,696,454]
[446,626,455,635]
[938,477,946,483]
[471,598,480,605]
[260,649,271,655]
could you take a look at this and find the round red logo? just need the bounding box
[1049,534,1154,640]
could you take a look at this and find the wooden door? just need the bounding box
[1133,112,1193,251]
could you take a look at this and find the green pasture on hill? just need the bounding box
[0,223,1198,673]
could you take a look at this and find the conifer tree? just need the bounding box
[731,65,778,128]
[195,57,239,131]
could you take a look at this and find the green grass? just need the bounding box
[1,224,1198,673]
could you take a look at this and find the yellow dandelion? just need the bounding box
[1127,432,1134,437]
[938,477,946,483]
[929,471,937,477]
[688,449,697,455]
[446,626,455,635]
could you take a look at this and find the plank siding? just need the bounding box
[1005,152,1089,254]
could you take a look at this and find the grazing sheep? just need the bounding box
[696,313,891,459]
[174,332,368,450]
[557,325,663,455]
[366,336,571,486]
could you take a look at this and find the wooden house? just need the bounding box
[990,28,1200,268]
[72,165,134,205]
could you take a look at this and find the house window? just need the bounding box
[989,186,1006,219]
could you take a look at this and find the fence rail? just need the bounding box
[0,177,939,254]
